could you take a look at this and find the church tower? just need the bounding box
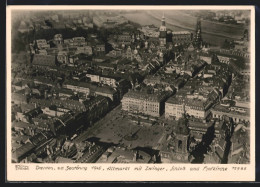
[172,117,190,162]
[193,18,203,49]
[159,13,167,48]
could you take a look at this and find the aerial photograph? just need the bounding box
[10,9,251,164]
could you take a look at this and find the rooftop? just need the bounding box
[123,89,170,102]
[172,31,191,35]
[32,54,56,67]
[212,104,250,117]
[166,95,212,110]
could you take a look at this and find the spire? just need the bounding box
[194,17,202,49]
[162,13,166,26]
[159,12,167,47]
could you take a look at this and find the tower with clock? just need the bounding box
[159,13,167,48]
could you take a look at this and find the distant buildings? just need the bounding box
[93,15,128,28]
[53,34,63,45]
[64,37,87,47]
[63,80,90,95]
[139,25,159,38]
[36,39,50,50]
[57,51,69,64]
[94,44,106,56]
[172,31,193,45]
[75,46,93,56]
[217,55,236,65]
[32,54,56,68]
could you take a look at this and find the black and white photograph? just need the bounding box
[6,5,255,181]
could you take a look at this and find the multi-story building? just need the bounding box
[63,80,90,95]
[86,74,119,88]
[72,37,86,46]
[94,86,118,102]
[211,104,250,123]
[100,76,118,88]
[51,99,87,112]
[94,44,106,56]
[57,51,69,64]
[32,54,56,68]
[188,120,216,141]
[64,37,87,47]
[172,31,192,45]
[84,95,111,123]
[36,39,50,50]
[219,49,250,59]
[217,55,235,65]
[199,54,212,64]
[121,89,171,117]
[16,107,43,123]
[75,46,93,56]
[165,95,213,120]
[117,33,132,45]
[106,49,122,58]
[93,15,128,28]
[86,74,100,82]
[38,49,48,55]
[139,25,159,38]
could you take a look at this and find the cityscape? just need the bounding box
[10,9,251,164]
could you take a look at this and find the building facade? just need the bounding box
[122,90,170,117]
[165,96,213,119]
[172,31,192,45]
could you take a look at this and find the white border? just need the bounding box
[6,5,255,181]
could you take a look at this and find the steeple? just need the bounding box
[162,12,166,26]
[194,17,203,49]
[159,12,167,48]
